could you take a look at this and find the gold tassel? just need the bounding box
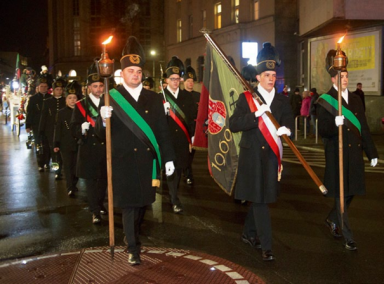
[152,179,160,188]
[277,164,283,181]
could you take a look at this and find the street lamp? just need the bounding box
[150,50,156,81]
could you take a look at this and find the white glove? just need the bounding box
[164,102,170,114]
[165,161,175,176]
[81,122,90,134]
[370,158,378,167]
[100,106,113,120]
[335,115,344,127]
[191,136,195,144]
[255,104,271,117]
[276,126,291,137]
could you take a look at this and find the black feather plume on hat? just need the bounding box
[121,36,146,70]
[325,49,348,77]
[165,56,184,78]
[256,42,281,74]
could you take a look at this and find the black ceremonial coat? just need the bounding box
[54,106,78,153]
[95,86,175,208]
[25,92,51,130]
[163,88,196,169]
[229,90,294,204]
[317,87,378,197]
[70,96,106,179]
[39,96,66,146]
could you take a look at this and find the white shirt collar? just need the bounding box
[257,85,275,107]
[333,84,349,104]
[123,81,143,102]
[166,85,179,99]
[89,93,101,107]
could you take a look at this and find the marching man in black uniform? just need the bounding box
[229,43,294,261]
[54,81,83,197]
[162,56,196,213]
[71,63,107,224]
[96,36,175,265]
[181,66,200,185]
[317,49,378,251]
[39,77,67,179]
[26,75,52,172]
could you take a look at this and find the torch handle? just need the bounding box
[103,78,115,249]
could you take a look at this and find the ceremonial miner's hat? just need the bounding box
[325,49,348,77]
[143,77,154,89]
[165,56,184,78]
[36,74,49,86]
[183,66,197,81]
[87,62,103,85]
[121,36,146,70]
[65,80,83,100]
[241,64,257,82]
[256,42,281,74]
[52,77,67,89]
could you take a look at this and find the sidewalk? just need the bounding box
[289,130,384,163]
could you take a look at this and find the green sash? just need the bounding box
[164,91,191,126]
[318,94,361,137]
[109,89,162,185]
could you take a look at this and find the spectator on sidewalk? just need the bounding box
[309,88,319,136]
[353,83,365,111]
[290,88,302,131]
[300,91,311,134]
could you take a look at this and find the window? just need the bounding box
[73,18,81,56]
[69,70,77,77]
[234,0,240,23]
[177,19,182,42]
[202,10,206,28]
[189,15,193,39]
[73,0,79,16]
[197,56,204,82]
[253,0,259,20]
[215,3,222,29]
[114,69,123,85]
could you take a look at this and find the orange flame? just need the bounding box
[102,36,113,45]
[337,35,345,44]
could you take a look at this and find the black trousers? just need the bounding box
[33,129,50,168]
[83,178,107,214]
[327,195,354,242]
[184,149,196,180]
[122,206,147,254]
[61,151,78,192]
[243,203,272,251]
[166,168,182,206]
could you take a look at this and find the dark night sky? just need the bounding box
[0,0,48,69]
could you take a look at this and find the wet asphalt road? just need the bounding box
[1,119,384,283]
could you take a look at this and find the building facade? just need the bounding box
[48,0,165,86]
[164,0,384,132]
[164,0,298,93]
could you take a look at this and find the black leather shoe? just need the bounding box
[92,214,101,224]
[345,241,357,251]
[128,253,141,265]
[173,204,183,213]
[68,190,75,197]
[262,250,275,261]
[241,234,261,249]
[325,219,342,238]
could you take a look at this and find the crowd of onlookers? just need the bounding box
[280,83,366,137]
